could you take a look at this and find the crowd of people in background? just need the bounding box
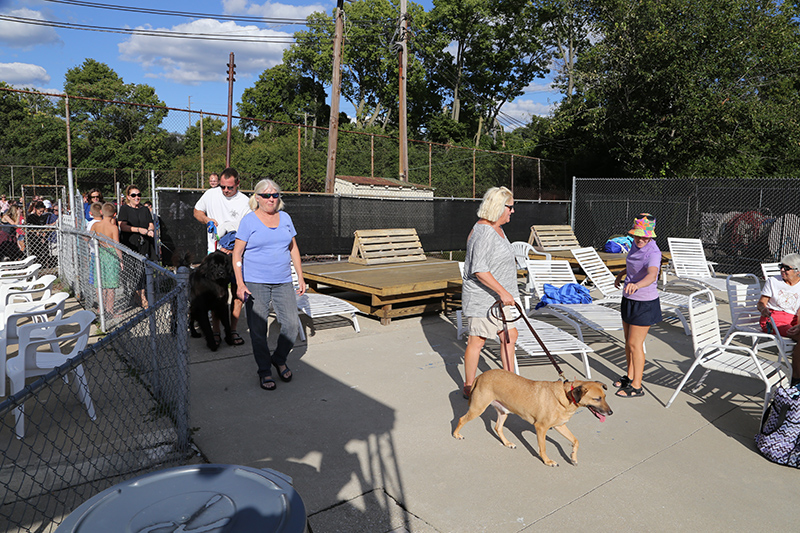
[0,194,59,262]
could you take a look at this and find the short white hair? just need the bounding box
[248,179,284,212]
[476,187,513,223]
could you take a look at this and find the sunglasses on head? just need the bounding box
[779,264,797,271]
[220,185,236,190]
[129,193,141,198]
[258,192,280,199]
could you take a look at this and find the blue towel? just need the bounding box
[535,283,592,309]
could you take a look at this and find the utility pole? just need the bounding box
[325,0,345,194]
[397,0,409,182]
[226,53,236,168]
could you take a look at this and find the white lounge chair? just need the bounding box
[666,289,790,418]
[665,238,730,293]
[0,255,37,272]
[570,247,691,334]
[511,241,551,306]
[761,262,780,280]
[292,265,360,341]
[455,301,595,379]
[525,260,624,337]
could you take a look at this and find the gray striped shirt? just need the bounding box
[462,222,519,317]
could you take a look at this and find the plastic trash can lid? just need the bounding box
[55,464,307,533]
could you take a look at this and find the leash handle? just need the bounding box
[491,300,566,381]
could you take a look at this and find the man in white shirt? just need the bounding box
[193,168,251,346]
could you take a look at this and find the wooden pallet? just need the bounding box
[528,225,581,252]
[348,228,427,265]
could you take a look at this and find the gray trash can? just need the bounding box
[56,464,308,532]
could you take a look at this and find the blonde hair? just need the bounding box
[248,179,285,212]
[476,187,513,223]
[101,202,117,217]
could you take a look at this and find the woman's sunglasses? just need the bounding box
[779,264,797,271]
[636,213,655,220]
[129,193,141,198]
[258,192,280,199]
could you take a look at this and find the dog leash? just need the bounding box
[490,300,566,381]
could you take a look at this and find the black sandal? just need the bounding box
[615,384,645,398]
[462,384,471,399]
[613,375,631,388]
[260,375,276,391]
[212,333,222,348]
[274,364,292,382]
[228,331,245,346]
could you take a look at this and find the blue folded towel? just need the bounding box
[535,283,592,309]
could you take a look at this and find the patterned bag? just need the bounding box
[754,386,800,467]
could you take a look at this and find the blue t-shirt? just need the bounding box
[237,210,297,284]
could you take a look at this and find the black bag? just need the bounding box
[754,386,800,467]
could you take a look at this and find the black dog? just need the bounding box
[189,251,238,351]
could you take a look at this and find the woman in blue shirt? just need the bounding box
[233,179,306,391]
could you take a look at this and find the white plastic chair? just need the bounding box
[6,310,97,439]
[0,263,41,286]
[571,247,691,334]
[665,238,729,292]
[761,262,780,280]
[291,265,360,341]
[511,241,550,302]
[0,274,57,315]
[666,289,790,417]
[0,292,69,396]
[0,255,37,272]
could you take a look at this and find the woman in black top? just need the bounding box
[117,185,154,307]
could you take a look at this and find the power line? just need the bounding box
[0,15,298,43]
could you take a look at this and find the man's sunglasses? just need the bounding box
[258,192,280,199]
[129,193,141,198]
[779,264,797,271]
[220,185,236,190]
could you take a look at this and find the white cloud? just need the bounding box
[118,19,292,85]
[0,62,51,86]
[222,0,327,19]
[0,7,62,48]
[502,98,558,127]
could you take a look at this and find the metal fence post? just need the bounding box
[91,235,107,332]
[175,266,191,449]
[570,176,577,229]
[145,267,160,396]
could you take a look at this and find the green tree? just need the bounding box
[568,0,800,177]
[64,59,170,170]
[425,0,551,140]
[237,64,329,135]
[0,84,67,168]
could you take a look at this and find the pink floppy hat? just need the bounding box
[628,213,656,238]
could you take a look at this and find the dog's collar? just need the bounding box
[568,383,579,405]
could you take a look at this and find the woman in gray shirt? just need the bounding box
[461,186,519,398]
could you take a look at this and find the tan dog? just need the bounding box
[453,369,612,466]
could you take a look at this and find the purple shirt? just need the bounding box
[624,239,661,301]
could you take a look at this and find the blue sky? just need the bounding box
[0,0,560,130]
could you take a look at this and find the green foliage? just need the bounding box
[553,0,800,177]
[0,84,67,168]
[64,59,170,171]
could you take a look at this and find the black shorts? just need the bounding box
[621,297,662,326]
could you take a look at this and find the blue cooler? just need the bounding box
[56,464,307,532]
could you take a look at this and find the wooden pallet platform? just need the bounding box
[528,225,581,252]
[304,258,461,325]
[348,228,427,265]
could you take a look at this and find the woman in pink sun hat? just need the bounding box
[612,213,662,398]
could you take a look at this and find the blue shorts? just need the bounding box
[621,297,662,326]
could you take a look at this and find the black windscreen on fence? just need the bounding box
[573,177,800,275]
[156,189,569,262]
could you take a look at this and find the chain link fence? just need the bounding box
[2,86,567,201]
[0,225,191,532]
[572,177,800,274]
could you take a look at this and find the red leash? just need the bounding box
[490,300,566,381]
